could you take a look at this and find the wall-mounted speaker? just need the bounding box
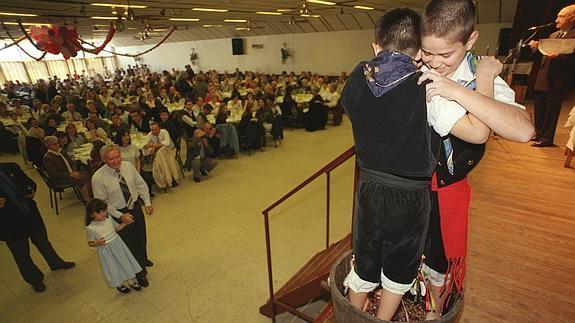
[232,38,244,55]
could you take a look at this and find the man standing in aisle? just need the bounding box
[0,162,75,292]
[91,144,154,287]
[529,4,575,147]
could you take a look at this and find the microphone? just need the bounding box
[528,22,555,31]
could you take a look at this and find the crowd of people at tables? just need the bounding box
[0,65,346,196]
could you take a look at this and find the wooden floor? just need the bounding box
[459,94,575,322]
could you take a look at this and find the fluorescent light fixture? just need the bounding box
[192,8,228,12]
[256,11,282,16]
[4,22,51,26]
[307,0,336,5]
[353,5,374,10]
[224,19,247,23]
[169,18,200,21]
[153,28,168,31]
[202,24,222,27]
[91,3,147,9]
[235,27,248,31]
[277,9,293,12]
[91,16,122,19]
[0,12,38,17]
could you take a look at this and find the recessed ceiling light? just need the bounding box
[91,16,123,19]
[0,12,38,17]
[224,19,247,23]
[91,3,147,9]
[169,18,200,22]
[256,11,282,16]
[353,5,374,10]
[307,0,336,5]
[4,22,51,26]
[192,8,228,13]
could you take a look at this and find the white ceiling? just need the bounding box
[0,0,518,47]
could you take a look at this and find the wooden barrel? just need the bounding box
[329,251,463,322]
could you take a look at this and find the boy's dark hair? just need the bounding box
[422,0,476,44]
[85,198,107,226]
[374,7,421,56]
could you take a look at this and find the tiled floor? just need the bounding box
[0,118,355,323]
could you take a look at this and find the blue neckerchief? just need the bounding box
[363,50,417,97]
[455,52,478,90]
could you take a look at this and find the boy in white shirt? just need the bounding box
[415,0,534,318]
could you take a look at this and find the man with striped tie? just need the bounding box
[92,144,154,287]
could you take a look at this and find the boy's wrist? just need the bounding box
[476,73,496,85]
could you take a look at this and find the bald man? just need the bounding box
[529,4,575,147]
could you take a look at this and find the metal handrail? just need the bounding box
[262,145,358,322]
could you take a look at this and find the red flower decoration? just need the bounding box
[30,25,82,59]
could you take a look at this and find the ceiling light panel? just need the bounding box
[0,12,38,17]
[353,5,374,10]
[169,18,200,22]
[91,3,147,9]
[192,8,228,13]
[307,0,336,5]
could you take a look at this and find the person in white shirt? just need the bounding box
[9,98,32,120]
[226,94,243,116]
[323,83,341,109]
[61,103,83,122]
[143,121,180,189]
[91,144,153,288]
[144,121,175,152]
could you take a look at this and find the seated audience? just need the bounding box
[62,103,83,122]
[64,123,85,154]
[144,121,180,189]
[84,119,108,142]
[129,109,151,134]
[185,128,217,183]
[42,136,91,201]
[109,113,129,138]
[158,108,181,145]
[27,118,45,140]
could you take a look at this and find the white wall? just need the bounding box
[115,29,374,76]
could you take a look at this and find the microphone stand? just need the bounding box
[503,28,540,85]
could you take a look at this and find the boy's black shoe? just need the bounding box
[33,282,46,293]
[137,277,150,287]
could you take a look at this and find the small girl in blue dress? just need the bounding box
[85,199,142,293]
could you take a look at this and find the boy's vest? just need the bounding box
[342,63,441,178]
[435,135,485,187]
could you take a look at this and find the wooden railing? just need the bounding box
[262,146,359,322]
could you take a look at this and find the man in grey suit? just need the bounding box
[529,5,575,147]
